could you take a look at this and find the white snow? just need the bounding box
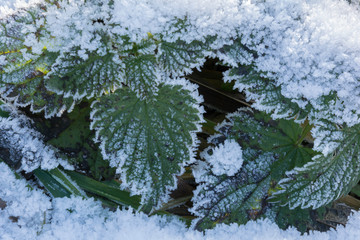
[0,0,41,18]
[1,161,360,240]
[0,107,73,172]
[219,0,360,127]
[3,0,360,127]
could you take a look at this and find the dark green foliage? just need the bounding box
[47,47,123,100]
[91,83,202,207]
[123,54,158,98]
[0,8,77,118]
[65,170,141,209]
[192,109,318,231]
[225,68,311,121]
[1,1,358,233]
[273,122,360,209]
[158,38,212,75]
[270,204,327,233]
[220,39,311,121]
[0,53,76,118]
[45,104,115,180]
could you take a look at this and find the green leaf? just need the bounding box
[158,38,211,75]
[0,10,68,118]
[49,168,86,197]
[34,169,72,198]
[192,149,274,230]
[273,123,360,209]
[224,68,311,121]
[268,204,328,233]
[0,53,76,118]
[220,39,311,120]
[123,54,158,98]
[191,109,315,230]
[227,110,316,180]
[90,83,203,208]
[0,7,47,77]
[0,7,38,54]
[65,170,141,209]
[35,166,139,209]
[0,9,58,119]
[47,49,123,100]
[35,168,86,198]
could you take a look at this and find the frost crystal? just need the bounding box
[201,139,243,176]
[222,0,360,126]
[1,162,360,239]
[0,162,51,239]
[0,109,73,172]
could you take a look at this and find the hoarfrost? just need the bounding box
[3,0,360,126]
[0,0,41,18]
[0,108,73,172]
[2,0,360,238]
[1,162,360,239]
[201,139,243,176]
[0,162,51,239]
[222,0,360,126]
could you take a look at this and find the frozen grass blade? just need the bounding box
[65,170,141,209]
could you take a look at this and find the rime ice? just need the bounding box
[202,139,243,176]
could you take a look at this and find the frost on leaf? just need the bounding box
[0,53,76,118]
[273,122,360,209]
[90,82,203,208]
[219,38,309,121]
[123,54,159,98]
[223,62,311,121]
[200,139,243,177]
[0,110,72,172]
[158,38,211,76]
[192,149,274,230]
[191,109,315,230]
[0,6,76,117]
[219,1,360,126]
[0,6,44,81]
[47,45,124,100]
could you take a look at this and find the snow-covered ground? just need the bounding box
[0,162,359,240]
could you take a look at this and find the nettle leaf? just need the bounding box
[192,149,274,230]
[226,110,316,180]
[267,204,328,234]
[90,82,203,208]
[0,8,75,118]
[0,10,41,79]
[0,7,38,53]
[191,109,315,230]
[0,53,76,118]
[219,39,311,120]
[273,123,360,209]
[224,68,311,121]
[2,77,76,118]
[216,38,255,68]
[158,38,211,76]
[123,54,159,98]
[47,49,123,100]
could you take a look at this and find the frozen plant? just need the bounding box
[1,0,360,235]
